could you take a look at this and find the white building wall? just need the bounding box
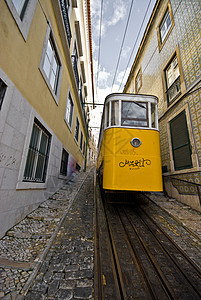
[0,68,76,238]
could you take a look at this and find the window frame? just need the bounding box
[169,110,192,171]
[65,91,74,130]
[162,46,185,108]
[157,3,174,52]
[60,148,69,177]
[39,23,63,105]
[0,79,7,111]
[83,140,86,156]
[74,116,80,143]
[80,131,83,151]
[23,118,51,183]
[5,0,38,41]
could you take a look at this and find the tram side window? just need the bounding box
[111,101,119,126]
[151,103,156,128]
[106,102,110,127]
[121,101,148,127]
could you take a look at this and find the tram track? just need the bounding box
[94,185,201,299]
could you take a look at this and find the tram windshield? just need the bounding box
[121,101,148,127]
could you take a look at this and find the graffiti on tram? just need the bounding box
[119,158,151,170]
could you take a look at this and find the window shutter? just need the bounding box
[170,111,192,170]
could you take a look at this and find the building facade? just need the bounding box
[87,128,97,166]
[124,0,201,211]
[0,0,94,237]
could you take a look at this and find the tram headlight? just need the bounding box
[131,137,141,148]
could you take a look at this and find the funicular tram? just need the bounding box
[97,93,163,192]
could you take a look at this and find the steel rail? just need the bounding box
[94,170,103,300]
[118,206,175,299]
[103,199,127,299]
[137,206,201,297]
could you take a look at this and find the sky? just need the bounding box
[89,0,157,143]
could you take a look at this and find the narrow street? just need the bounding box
[0,168,201,299]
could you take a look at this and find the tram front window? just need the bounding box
[111,101,119,126]
[121,101,148,127]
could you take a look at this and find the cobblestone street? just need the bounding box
[0,167,95,300]
[0,167,201,299]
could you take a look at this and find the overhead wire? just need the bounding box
[118,0,152,91]
[111,0,135,92]
[96,0,104,89]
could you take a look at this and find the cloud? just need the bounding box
[107,0,127,27]
[121,46,131,59]
[91,0,127,39]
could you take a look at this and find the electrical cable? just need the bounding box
[118,0,152,91]
[96,0,104,89]
[111,0,135,92]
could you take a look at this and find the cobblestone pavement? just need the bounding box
[146,192,201,238]
[1,169,201,299]
[0,167,95,299]
[144,192,201,269]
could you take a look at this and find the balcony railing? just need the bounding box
[166,76,181,106]
[59,0,72,47]
[71,54,79,88]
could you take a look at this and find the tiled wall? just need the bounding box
[125,0,201,203]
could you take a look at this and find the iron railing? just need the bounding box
[163,174,201,205]
[59,0,72,47]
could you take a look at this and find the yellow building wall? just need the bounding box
[0,0,86,166]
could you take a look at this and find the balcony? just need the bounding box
[59,0,72,47]
[166,76,181,106]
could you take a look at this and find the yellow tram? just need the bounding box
[97,93,163,192]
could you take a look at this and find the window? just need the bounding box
[79,77,83,106]
[60,149,69,176]
[106,102,110,127]
[83,140,85,156]
[75,117,80,142]
[80,131,83,151]
[76,163,81,171]
[5,0,38,40]
[121,101,148,127]
[170,111,192,171]
[158,4,174,50]
[151,103,156,128]
[165,55,181,105]
[135,68,142,93]
[23,119,51,182]
[43,38,60,93]
[0,79,7,110]
[111,101,119,126]
[65,93,74,128]
[39,25,63,104]
[71,44,79,88]
[59,0,72,46]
